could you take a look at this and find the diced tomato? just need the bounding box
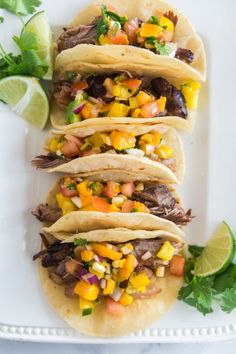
[60,177,78,198]
[61,134,84,158]
[120,182,135,197]
[140,100,160,118]
[158,30,173,42]
[121,200,135,213]
[108,30,129,45]
[169,255,185,277]
[105,298,125,317]
[122,79,142,91]
[124,19,139,44]
[71,81,88,92]
[103,181,120,198]
[91,196,111,212]
[65,260,80,275]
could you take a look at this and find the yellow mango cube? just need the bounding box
[156,145,173,159]
[156,241,174,261]
[129,273,150,289]
[140,23,162,38]
[74,281,99,301]
[103,278,116,295]
[119,292,134,306]
[160,16,175,33]
[108,102,130,117]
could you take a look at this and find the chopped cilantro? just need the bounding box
[67,71,76,82]
[146,37,172,56]
[73,238,88,246]
[0,0,41,16]
[188,245,204,258]
[67,183,76,190]
[147,16,160,25]
[82,308,93,316]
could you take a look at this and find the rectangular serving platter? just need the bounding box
[0,0,236,343]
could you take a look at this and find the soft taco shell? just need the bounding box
[43,124,185,184]
[52,62,197,132]
[38,228,183,337]
[42,177,185,238]
[58,0,206,82]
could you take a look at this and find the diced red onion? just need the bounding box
[100,279,107,289]
[73,102,86,114]
[94,254,103,263]
[82,273,99,284]
[110,287,124,302]
[133,256,138,268]
[141,251,152,261]
[77,268,88,279]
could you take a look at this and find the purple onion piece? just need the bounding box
[77,268,88,279]
[73,102,86,114]
[94,254,103,263]
[110,287,124,302]
[82,273,99,284]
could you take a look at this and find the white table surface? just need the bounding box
[0,339,236,353]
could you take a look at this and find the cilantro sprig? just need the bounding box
[178,246,236,315]
[146,37,172,56]
[0,0,47,79]
[0,16,4,23]
[73,238,88,247]
[96,4,127,40]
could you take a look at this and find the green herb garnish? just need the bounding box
[146,37,172,56]
[178,245,236,315]
[0,0,41,16]
[68,183,76,190]
[131,208,138,213]
[0,16,4,23]
[82,308,93,316]
[73,238,88,246]
[147,16,160,25]
[67,71,76,82]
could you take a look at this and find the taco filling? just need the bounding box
[34,234,185,316]
[32,179,192,226]
[32,130,176,171]
[57,5,194,65]
[54,73,200,124]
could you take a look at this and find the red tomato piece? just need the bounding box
[120,182,135,197]
[169,255,185,277]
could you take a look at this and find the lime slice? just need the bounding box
[0,76,49,129]
[194,221,235,277]
[23,11,53,80]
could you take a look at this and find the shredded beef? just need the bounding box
[32,204,62,223]
[32,153,72,169]
[151,78,187,118]
[57,20,97,52]
[53,81,73,108]
[86,75,107,98]
[175,48,194,64]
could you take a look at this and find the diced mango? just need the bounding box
[112,259,126,268]
[80,195,92,207]
[160,16,175,33]
[61,200,76,215]
[129,97,139,109]
[140,23,162,38]
[129,273,150,290]
[113,85,131,100]
[133,201,149,213]
[109,204,121,212]
[49,138,59,152]
[108,102,130,117]
[79,297,95,310]
[99,34,113,45]
[119,292,134,306]
[156,145,173,159]
[56,193,70,209]
[181,80,201,110]
[76,180,92,197]
[81,250,94,262]
[157,96,167,111]
[136,91,153,106]
[92,243,122,261]
[118,254,135,281]
[80,204,94,211]
[81,102,95,119]
[152,133,162,145]
[110,131,136,150]
[156,241,175,261]
[103,278,116,295]
[131,108,141,118]
[74,280,99,301]
[140,133,153,144]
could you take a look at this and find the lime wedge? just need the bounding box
[23,11,53,80]
[194,221,235,277]
[0,76,49,129]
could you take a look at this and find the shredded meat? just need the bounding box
[53,81,73,108]
[175,48,194,64]
[32,153,72,169]
[32,204,62,223]
[57,20,98,52]
[163,11,178,26]
[151,77,187,118]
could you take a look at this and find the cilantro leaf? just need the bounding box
[147,16,160,25]
[106,10,127,26]
[0,0,41,15]
[13,31,38,51]
[68,182,76,190]
[0,16,4,23]
[189,245,204,258]
[178,283,193,300]
[192,277,214,315]
[214,264,236,294]
[146,37,172,56]
[220,288,236,313]
[96,17,108,40]
[73,238,88,246]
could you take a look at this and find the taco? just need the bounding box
[56,0,206,82]
[34,229,185,336]
[52,64,201,132]
[32,175,192,238]
[32,124,185,184]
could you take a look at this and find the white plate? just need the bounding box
[0,0,236,344]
